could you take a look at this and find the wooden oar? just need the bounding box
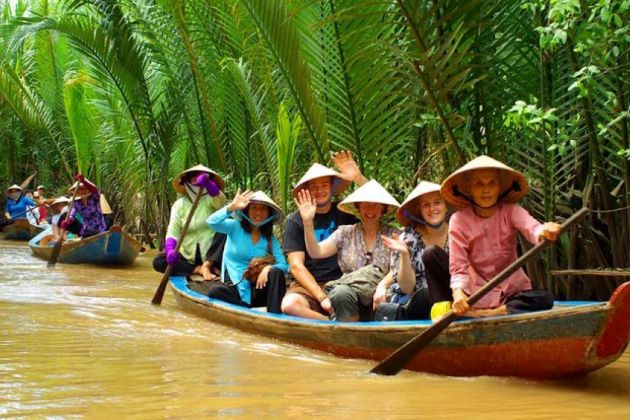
[19,172,37,190]
[370,207,589,376]
[151,187,205,305]
[48,184,80,268]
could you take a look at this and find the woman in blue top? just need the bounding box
[4,185,37,221]
[206,189,288,313]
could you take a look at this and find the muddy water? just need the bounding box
[1,240,629,418]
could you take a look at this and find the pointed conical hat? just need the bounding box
[292,163,344,198]
[6,184,22,193]
[172,164,226,195]
[396,181,444,226]
[338,180,400,216]
[235,191,284,225]
[52,196,70,206]
[68,177,98,193]
[100,194,113,214]
[441,155,529,208]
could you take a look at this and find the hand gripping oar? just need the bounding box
[48,182,80,267]
[152,187,205,305]
[370,207,589,376]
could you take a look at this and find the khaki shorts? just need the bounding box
[286,282,329,316]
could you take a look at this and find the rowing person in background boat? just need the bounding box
[34,186,50,223]
[152,165,227,280]
[4,184,37,223]
[441,156,561,317]
[40,196,79,246]
[281,152,368,320]
[295,180,399,322]
[60,175,107,238]
[375,181,453,321]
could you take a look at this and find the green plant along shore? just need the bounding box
[0,0,628,300]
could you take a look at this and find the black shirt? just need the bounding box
[283,204,358,283]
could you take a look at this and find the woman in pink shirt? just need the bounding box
[441,156,561,317]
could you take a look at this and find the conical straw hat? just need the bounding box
[235,191,284,225]
[396,181,444,226]
[338,180,400,217]
[100,194,113,214]
[68,177,98,193]
[441,155,529,208]
[292,163,344,198]
[172,164,226,195]
[6,184,22,193]
[52,196,70,206]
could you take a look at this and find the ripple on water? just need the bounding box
[1,241,630,417]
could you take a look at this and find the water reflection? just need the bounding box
[1,240,629,417]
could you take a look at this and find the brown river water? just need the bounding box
[1,240,630,418]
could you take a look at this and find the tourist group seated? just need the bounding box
[153,152,562,322]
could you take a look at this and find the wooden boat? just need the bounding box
[0,218,46,240]
[28,225,142,265]
[169,276,630,379]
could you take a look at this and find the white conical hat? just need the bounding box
[52,196,70,206]
[396,181,445,226]
[441,155,529,208]
[338,180,400,216]
[6,184,22,193]
[292,163,345,198]
[172,164,226,195]
[235,191,284,225]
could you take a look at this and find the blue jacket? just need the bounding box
[207,207,289,304]
[5,195,36,219]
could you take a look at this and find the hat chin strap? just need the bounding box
[237,210,276,227]
[452,181,521,209]
[403,210,445,229]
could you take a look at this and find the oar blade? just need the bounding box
[151,265,174,305]
[47,240,63,267]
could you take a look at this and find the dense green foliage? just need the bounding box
[0,0,628,298]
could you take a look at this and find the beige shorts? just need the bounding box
[286,282,328,316]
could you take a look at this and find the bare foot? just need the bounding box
[465,306,508,318]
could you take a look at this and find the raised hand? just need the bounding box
[193,173,221,197]
[193,173,210,187]
[294,189,317,223]
[331,150,361,182]
[382,232,409,255]
[228,189,254,212]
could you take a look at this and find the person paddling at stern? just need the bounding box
[441,156,561,317]
[152,165,226,279]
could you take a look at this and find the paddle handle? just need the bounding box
[371,207,589,376]
[48,183,80,267]
[151,187,205,305]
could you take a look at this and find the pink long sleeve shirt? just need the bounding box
[448,203,544,309]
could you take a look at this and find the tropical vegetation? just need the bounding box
[0,0,628,299]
